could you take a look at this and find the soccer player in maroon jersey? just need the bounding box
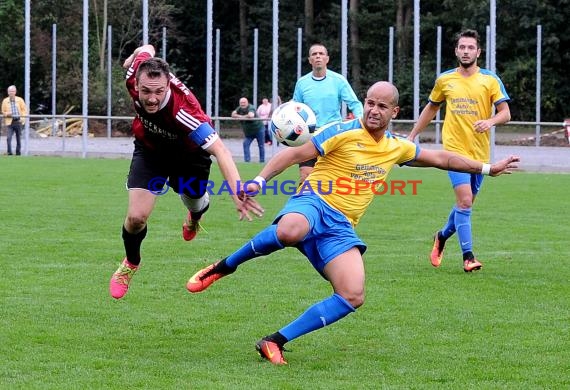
[109,45,263,299]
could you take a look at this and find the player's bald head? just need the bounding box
[366,81,399,106]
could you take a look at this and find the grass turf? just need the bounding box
[0,156,568,389]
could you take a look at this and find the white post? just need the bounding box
[271,0,279,155]
[535,25,542,147]
[388,27,394,83]
[489,0,497,160]
[162,26,167,60]
[253,28,259,108]
[107,25,112,138]
[52,24,58,137]
[297,28,303,80]
[142,0,148,44]
[435,26,442,144]
[341,0,348,118]
[413,0,420,132]
[206,0,213,116]
[24,0,31,155]
[82,0,89,158]
[214,29,220,132]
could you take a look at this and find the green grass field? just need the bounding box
[0,157,568,389]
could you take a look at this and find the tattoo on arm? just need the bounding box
[265,169,283,182]
[446,155,479,173]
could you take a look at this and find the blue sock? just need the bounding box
[441,207,457,239]
[225,224,284,269]
[454,207,473,254]
[278,293,355,342]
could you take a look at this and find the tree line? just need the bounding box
[0,0,568,130]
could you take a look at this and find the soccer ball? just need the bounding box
[269,101,317,147]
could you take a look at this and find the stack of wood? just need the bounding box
[33,106,88,137]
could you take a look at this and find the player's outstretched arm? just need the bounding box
[488,155,520,176]
[245,142,319,194]
[207,139,264,221]
[412,148,520,176]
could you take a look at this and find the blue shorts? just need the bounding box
[274,193,367,278]
[448,171,485,195]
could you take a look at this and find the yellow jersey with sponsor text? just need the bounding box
[429,67,510,162]
[304,119,418,226]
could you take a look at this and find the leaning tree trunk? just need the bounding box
[396,0,413,70]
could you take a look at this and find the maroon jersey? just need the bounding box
[125,51,218,152]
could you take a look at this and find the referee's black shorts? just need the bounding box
[127,140,212,199]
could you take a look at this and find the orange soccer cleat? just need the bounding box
[186,261,226,293]
[463,258,483,273]
[255,338,288,365]
[430,231,446,267]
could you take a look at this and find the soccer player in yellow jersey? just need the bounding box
[187,81,519,365]
[408,29,511,273]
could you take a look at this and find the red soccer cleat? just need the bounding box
[182,211,202,241]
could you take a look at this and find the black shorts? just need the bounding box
[127,140,212,198]
[299,157,317,168]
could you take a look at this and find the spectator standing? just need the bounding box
[232,97,265,163]
[2,85,28,156]
[256,97,273,145]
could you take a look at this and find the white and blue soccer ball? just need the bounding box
[269,101,317,147]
